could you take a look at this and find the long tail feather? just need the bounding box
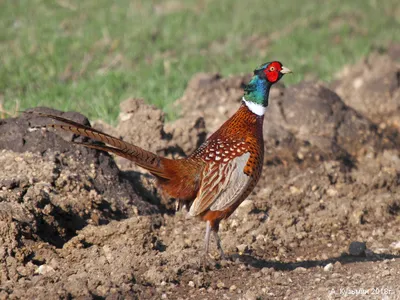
[73,142,170,178]
[30,112,171,179]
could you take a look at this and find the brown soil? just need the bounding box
[0,50,400,299]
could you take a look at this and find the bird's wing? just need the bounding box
[189,152,251,216]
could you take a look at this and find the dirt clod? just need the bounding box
[349,241,367,257]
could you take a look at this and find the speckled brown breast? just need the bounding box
[188,103,265,228]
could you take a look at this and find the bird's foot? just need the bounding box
[200,253,215,271]
[219,251,227,261]
[199,251,229,271]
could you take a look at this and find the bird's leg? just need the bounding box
[200,221,213,271]
[204,220,211,255]
[203,221,225,265]
[212,230,226,260]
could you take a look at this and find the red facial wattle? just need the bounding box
[265,70,279,82]
[263,61,282,83]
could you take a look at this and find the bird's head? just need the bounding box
[243,61,291,112]
[253,61,292,84]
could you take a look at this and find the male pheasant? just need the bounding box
[34,61,291,257]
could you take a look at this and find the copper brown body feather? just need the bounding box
[189,104,264,229]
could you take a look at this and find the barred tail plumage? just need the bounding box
[31,112,171,179]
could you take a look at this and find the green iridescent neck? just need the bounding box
[243,75,272,107]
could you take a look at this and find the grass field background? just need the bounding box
[1,0,399,123]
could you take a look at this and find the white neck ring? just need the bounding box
[242,97,266,116]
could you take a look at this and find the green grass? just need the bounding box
[1,0,399,123]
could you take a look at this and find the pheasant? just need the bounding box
[33,61,291,258]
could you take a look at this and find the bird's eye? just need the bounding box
[270,67,275,71]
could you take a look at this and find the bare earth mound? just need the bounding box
[1,51,400,299]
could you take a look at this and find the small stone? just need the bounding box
[323,263,333,272]
[294,267,307,272]
[229,285,237,292]
[331,273,341,278]
[297,151,304,160]
[353,77,364,89]
[382,270,390,277]
[290,186,302,195]
[216,280,225,289]
[161,294,167,299]
[389,241,400,250]
[244,290,257,300]
[261,267,272,274]
[349,241,367,256]
[35,265,55,276]
[326,188,338,197]
[96,285,109,296]
[188,281,195,287]
[42,204,53,215]
[321,253,329,260]
[256,234,265,241]
[273,272,281,279]
[236,244,248,254]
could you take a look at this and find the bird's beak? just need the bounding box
[280,66,292,74]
